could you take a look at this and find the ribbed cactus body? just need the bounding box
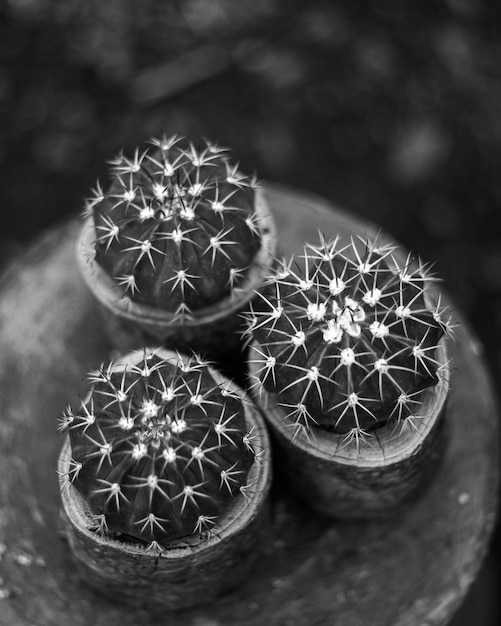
[88,136,262,315]
[60,350,255,545]
[248,236,450,436]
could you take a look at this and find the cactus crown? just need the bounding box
[247,235,451,442]
[59,350,257,546]
[85,135,263,318]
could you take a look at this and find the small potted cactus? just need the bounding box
[58,348,271,610]
[77,135,277,359]
[246,234,451,519]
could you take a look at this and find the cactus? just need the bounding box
[247,235,452,444]
[84,135,268,319]
[58,349,259,547]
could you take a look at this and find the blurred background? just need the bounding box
[1,0,500,622]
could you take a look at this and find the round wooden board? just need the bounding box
[0,185,498,626]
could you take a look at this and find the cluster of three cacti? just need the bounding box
[58,135,452,610]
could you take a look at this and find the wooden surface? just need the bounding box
[0,185,498,625]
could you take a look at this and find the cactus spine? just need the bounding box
[59,349,259,547]
[247,235,452,445]
[85,135,267,320]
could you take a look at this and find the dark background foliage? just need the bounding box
[1,0,500,622]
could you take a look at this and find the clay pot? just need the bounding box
[76,186,277,360]
[248,339,449,519]
[58,349,272,610]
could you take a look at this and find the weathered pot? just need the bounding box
[248,339,449,519]
[58,349,272,610]
[76,186,277,360]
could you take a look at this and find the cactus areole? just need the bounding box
[248,235,451,441]
[59,350,260,546]
[81,135,275,322]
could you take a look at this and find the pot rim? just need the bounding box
[59,348,272,559]
[248,338,450,470]
[75,186,277,327]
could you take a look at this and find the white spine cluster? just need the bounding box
[59,350,257,548]
[86,135,263,319]
[247,236,452,442]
